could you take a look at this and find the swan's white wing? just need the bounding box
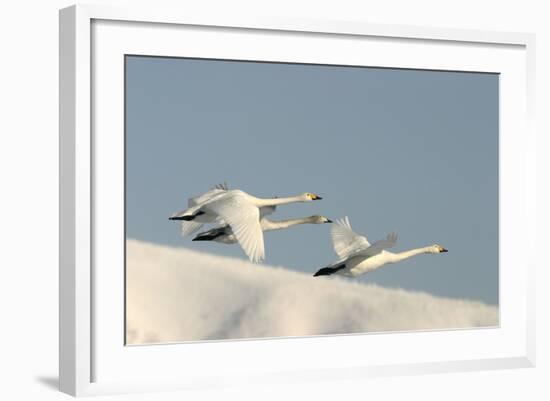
[188,184,228,207]
[330,216,370,259]
[204,193,265,263]
[173,184,229,235]
[352,232,398,258]
[170,187,225,219]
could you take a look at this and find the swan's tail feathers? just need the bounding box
[169,211,205,221]
[313,263,346,277]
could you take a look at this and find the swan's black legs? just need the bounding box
[192,232,224,241]
[169,211,205,221]
[313,263,346,277]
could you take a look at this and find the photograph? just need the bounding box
[124,55,499,345]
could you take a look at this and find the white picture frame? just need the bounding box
[59,4,536,397]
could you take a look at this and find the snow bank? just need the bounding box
[126,239,498,344]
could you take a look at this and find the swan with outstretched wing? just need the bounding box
[314,216,447,277]
[170,186,323,262]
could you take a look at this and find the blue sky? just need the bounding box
[125,55,498,305]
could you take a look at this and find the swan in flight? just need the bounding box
[169,186,323,262]
[171,184,280,237]
[313,216,447,277]
[192,214,333,243]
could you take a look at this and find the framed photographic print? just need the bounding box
[59,4,536,397]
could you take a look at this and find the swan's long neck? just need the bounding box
[387,246,433,263]
[253,195,305,207]
[261,216,316,231]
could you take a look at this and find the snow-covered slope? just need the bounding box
[126,239,498,344]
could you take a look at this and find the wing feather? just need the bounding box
[204,192,265,262]
[172,184,229,235]
[330,216,370,259]
[188,183,229,207]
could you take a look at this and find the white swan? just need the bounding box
[313,216,447,277]
[169,188,323,262]
[192,214,333,244]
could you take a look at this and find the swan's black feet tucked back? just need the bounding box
[169,211,205,221]
[192,232,224,241]
[313,264,346,277]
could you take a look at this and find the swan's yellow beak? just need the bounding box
[440,248,448,253]
[308,193,322,200]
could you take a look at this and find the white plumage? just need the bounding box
[172,183,229,236]
[170,185,322,263]
[314,216,447,277]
